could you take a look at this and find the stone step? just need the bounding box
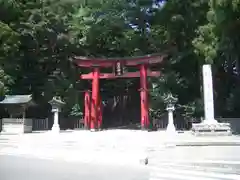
[0,139,19,146]
[149,162,240,174]
[149,164,240,180]
[0,144,19,148]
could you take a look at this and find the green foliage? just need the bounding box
[180,99,204,119]
[70,104,83,118]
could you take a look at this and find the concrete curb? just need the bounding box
[173,141,240,146]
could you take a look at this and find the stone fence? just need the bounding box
[73,119,84,129]
[0,118,84,132]
[1,117,239,133]
[217,118,240,134]
[0,118,49,133]
[153,117,240,133]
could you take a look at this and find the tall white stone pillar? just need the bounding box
[191,64,231,135]
[202,64,217,124]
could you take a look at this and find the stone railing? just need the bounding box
[73,119,84,129]
[153,118,190,130]
[2,118,31,126]
[2,118,32,126]
[217,118,240,134]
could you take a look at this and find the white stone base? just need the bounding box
[166,123,176,133]
[202,119,218,124]
[1,124,32,134]
[192,121,232,136]
[51,124,60,133]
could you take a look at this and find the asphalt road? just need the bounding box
[0,155,149,180]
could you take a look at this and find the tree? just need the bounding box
[193,0,240,117]
[1,0,239,122]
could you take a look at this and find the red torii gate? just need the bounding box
[74,54,166,131]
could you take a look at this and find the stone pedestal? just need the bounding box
[192,123,231,136]
[166,107,176,134]
[1,118,32,134]
[192,64,231,136]
[51,111,60,133]
[49,97,65,133]
[51,124,60,133]
[164,93,178,136]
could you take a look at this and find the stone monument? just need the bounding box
[192,64,231,135]
[164,93,178,134]
[49,96,65,133]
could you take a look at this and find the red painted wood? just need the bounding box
[84,91,91,129]
[140,65,149,129]
[90,68,100,130]
[75,54,166,67]
[98,96,103,129]
[80,71,161,79]
[75,54,166,131]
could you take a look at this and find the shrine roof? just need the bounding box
[0,95,33,104]
[74,53,167,67]
[48,97,65,105]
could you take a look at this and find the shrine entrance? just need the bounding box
[74,54,166,131]
[101,79,141,129]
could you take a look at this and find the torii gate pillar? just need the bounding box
[140,64,149,129]
[84,90,91,129]
[90,67,100,131]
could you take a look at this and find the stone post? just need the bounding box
[51,108,60,133]
[49,97,65,133]
[164,94,178,135]
[166,105,176,133]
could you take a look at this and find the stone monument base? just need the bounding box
[1,124,32,134]
[1,118,32,135]
[191,122,232,136]
[51,124,60,133]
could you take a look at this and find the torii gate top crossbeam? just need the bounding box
[74,53,167,68]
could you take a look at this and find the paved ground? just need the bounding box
[0,130,152,166]
[2,131,240,179]
[2,146,240,180]
[149,146,240,162]
[0,155,148,180]
[148,146,240,180]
